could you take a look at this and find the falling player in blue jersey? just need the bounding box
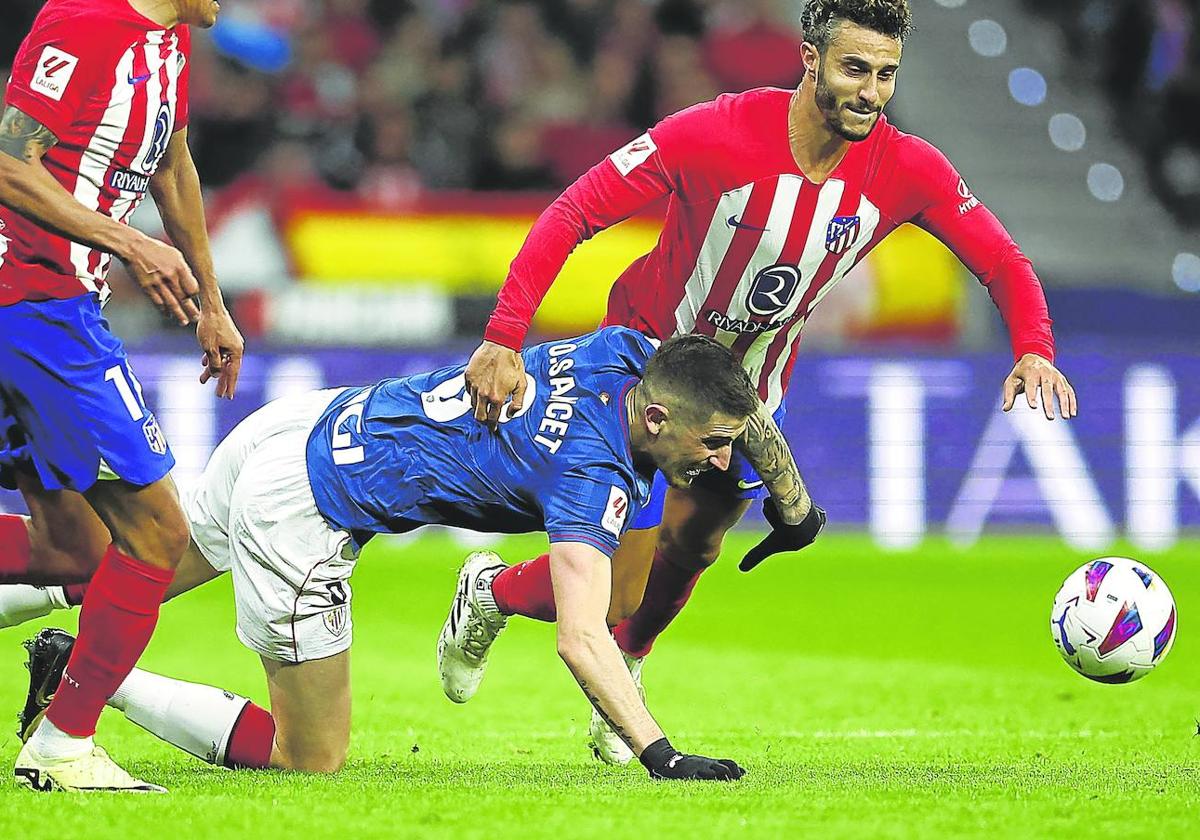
[15,328,761,781]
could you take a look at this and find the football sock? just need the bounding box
[224,702,277,769]
[612,550,704,659]
[108,667,272,768]
[27,716,93,761]
[0,514,32,578]
[44,545,173,737]
[491,553,557,621]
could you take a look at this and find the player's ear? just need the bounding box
[644,404,669,435]
[801,41,820,81]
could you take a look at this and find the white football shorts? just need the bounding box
[185,387,359,664]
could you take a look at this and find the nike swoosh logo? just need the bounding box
[737,479,764,490]
[727,215,768,233]
[128,72,153,85]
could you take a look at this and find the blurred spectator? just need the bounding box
[703,0,805,91]
[1031,0,1200,222]
[4,0,1194,224]
[475,111,557,191]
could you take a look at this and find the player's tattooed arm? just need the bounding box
[549,541,664,754]
[574,677,635,748]
[0,106,58,163]
[738,401,812,526]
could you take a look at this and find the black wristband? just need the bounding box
[638,737,678,771]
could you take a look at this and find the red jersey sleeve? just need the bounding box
[175,25,191,130]
[484,123,683,349]
[896,136,1056,362]
[5,17,118,140]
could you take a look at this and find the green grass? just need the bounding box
[0,532,1197,838]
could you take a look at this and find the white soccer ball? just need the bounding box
[1050,557,1177,684]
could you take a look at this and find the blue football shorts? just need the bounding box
[629,403,786,531]
[0,294,174,492]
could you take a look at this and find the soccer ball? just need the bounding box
[1050,557,1177,684]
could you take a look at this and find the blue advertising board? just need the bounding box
[3,347,1197,550]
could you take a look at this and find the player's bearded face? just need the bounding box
[810,25,901,142]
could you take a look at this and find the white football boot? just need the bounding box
[587,651,644,766]
[438,551,509,703]
[14,741,166,793]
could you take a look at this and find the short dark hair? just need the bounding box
[800,0,913,51]
[643,335,759,421]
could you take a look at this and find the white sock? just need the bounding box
[28,716,93,761]
[0,586,69,628]
[107,668,250,765]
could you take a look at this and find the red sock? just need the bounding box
[62,583,89,606]
[224,702,276,769]
[612,550,704,659]
[491,553,557,621]
[45,545,173,737]
[0,514,32,578]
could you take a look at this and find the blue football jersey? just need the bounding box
[306,326,657,556]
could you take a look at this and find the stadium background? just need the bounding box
[1,2,1199,835]
[3,0,1199,546]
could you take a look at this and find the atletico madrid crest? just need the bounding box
[824,215,861,256]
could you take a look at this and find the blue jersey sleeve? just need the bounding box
[542,468,638,558]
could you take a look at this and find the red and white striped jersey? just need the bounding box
[486,88,1054,411]
[0,0,190,306]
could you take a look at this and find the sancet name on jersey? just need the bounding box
[534,341,581,455]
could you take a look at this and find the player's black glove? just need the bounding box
[639,737,745,781]
[739,498,826,572]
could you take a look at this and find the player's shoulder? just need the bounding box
[873,118,956,176]
[18,0,151,65]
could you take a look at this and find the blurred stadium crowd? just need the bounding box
[1023,0,1200,222]
[2,0,806,201]
[2,1,1197,209]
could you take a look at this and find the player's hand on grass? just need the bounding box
[739,497,826,572]
[122,232,201,326]
[1002,353,1077,420]
[465,340,527,430]
[196,306,245,399]
[639,738,745,781]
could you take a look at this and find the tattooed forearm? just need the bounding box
[0,106,58,163]
[739,402,811,524]
[575,677,634,749]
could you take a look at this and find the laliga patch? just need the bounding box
[610,133,657,177]
[142,414,168,455]
[601,486,629,537]
[31,46,79,102]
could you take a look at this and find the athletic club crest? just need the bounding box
[142,415,168,455]
[824,215,861,256]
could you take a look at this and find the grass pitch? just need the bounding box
[0,532,1196,838]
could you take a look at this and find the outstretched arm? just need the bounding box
[550,540,744,780]
[150,128,244,398]
[550,540,663,753]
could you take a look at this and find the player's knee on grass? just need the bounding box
[273,734,348,774]
[262,652,351,774]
